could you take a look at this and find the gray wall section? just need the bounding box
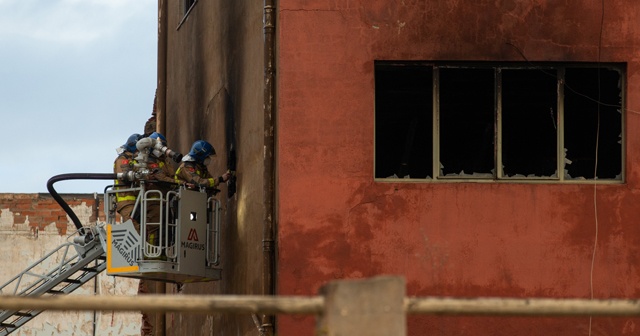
[162,1,266,335]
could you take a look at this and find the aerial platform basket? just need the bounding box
[102,186,222,283]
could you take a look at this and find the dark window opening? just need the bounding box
[375,64,432,179]
[439,68,495,177]
[374,62,624,182]
[564,67,622,179]
[502,69,558,177]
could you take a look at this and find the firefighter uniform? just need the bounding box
[174,160,224,189]
[141,132,175,246]
[146,155,176,191]
[143,154,176,246]
[113,150,137,222]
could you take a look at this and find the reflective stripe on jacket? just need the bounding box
[113,152,137,203]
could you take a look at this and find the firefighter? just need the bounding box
[130,131,181,336]
[174,140,231,192]
[137,132,179,247]
[144,132,178,193]
[113,133,141,223]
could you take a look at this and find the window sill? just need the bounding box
[374,177,624,185]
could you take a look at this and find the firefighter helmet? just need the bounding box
[188,140,216,163]
[124,133,141,153]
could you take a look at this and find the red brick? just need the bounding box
[43,215,59,223]
[28,215,43,223]
[40,203,65,210]
[20,210,36,217]
[13,215,26,224]
[14,202,34,210]
[0,201,16,209]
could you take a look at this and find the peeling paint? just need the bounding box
[396,20,405,34]
[0,195,141,335]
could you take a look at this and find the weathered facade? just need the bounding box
[0,194,141,335]
[156,1,266,335]
[159,0,640,335]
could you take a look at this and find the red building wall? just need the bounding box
[276,1,640,334]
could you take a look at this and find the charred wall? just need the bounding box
[160,1,265,335]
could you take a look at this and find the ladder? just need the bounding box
[0,229,106,336]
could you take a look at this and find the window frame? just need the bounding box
[374,61,626,184]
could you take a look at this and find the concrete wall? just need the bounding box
[276,1,640,335]
[0,194,140,335]
[161,1,265,335]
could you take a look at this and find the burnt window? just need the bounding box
[501,68,558,178]
[439,68,495,177]
[375,65,433,179]
[374,62,625,182]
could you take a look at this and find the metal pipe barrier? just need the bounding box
[3,276,639,335]
[1,294,640,316]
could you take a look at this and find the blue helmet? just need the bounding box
[124,133,141,153]
[188,140,215,162]
[149,132,167,146]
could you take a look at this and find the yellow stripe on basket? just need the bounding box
[106,225,140,273]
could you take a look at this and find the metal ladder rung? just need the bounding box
[0,233,107,335]
[46,289,64,294]
[61,279,82,284]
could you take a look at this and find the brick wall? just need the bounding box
[0,193,107,235]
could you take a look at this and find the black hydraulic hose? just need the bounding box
[47,173,116,232]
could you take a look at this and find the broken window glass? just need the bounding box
[564,67,622,179]
[439,67,495,177]
[501,68,558,178]
[375,63,433,179]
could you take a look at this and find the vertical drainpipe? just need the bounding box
[157,2,168,335]
[262,0,276,335]
[92,192,99,336]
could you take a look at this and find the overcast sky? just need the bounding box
[0,0,157,193]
